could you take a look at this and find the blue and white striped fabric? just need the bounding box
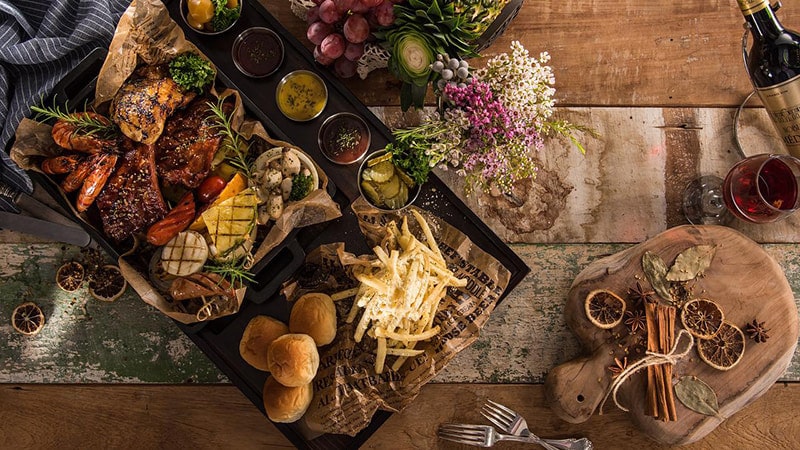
[0,0,129,211]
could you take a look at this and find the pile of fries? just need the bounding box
[342,210,467,374]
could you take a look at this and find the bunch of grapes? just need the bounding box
[431,54,470,91]
[305,0,399,78]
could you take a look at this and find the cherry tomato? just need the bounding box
[196,175,227,203]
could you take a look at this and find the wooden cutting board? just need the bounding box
[544,225,799,445]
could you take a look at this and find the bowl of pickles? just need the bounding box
[358,150,420,211]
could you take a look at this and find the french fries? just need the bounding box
[347,210,467,374]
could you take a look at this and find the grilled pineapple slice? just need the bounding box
[202,188,258,259]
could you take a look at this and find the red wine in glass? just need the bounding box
[723,154,800,223]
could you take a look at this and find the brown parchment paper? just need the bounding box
[9,0,341,323]
[282,198,512,436]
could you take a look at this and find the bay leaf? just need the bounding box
[666,245,717,282]
[642,251,672,302]
[675,376,720,416]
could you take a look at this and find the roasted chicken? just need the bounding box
[95,138,168,242]
[110,65,196,145]
[155,97,232,188]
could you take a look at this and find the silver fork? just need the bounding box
[481,400,593,450]
[438,423,545,447]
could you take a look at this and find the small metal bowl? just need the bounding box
[232,27,284,78]
[275,70,328,122]
[317,112,371,165]
[358,150,421,212]
[180,0,242,36]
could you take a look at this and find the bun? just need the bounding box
[262,376,313,423]
[289,293,337,346]
[267,333,319,386]
[239,315,289,371]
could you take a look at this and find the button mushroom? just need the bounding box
[280,177,293,201]
[281,148,301,178]
[267,193,284,220]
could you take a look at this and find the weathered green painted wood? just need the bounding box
[2,242,798,384]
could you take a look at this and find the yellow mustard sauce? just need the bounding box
[277,71,327,121]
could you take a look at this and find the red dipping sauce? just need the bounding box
[318,113,371,165]
[232,27,284,78]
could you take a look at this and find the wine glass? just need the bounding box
[722,154,800,223]
[682,175,733,225]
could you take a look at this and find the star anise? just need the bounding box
[624,309,647,333]
[608,357,628,379]
[627,281,653,308]
[745,319,770,343]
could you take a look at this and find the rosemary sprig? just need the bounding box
[207,99,253,180]
[204,258,256,290]
[30,98,117,139]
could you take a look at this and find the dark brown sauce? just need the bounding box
[319,114,370,164]
[233,28,283,77]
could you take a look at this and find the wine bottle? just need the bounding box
[739,0,800,156]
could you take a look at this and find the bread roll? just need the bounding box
[289,292,337,346]
[262,376,313,423]
[267,333,319,387]
[239,315,289,371]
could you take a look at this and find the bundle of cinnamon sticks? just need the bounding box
[645,302,677,421]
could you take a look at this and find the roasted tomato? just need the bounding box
[196,175,227,203]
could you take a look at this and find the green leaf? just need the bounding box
[400,83,413,111]
[428,0,442,19]
[642,251,673,303]
[666,245,717,282]
[675,376,720,416]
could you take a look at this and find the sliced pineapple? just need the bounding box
[202,188,259,259]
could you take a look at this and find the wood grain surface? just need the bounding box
[2,383,798,449]
[547,225,799,445]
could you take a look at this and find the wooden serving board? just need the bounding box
[544,225,799,445]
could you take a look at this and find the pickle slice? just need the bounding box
[361,180,384,206]
[364,160,395,183]
[395,166,416,188]
[366,152,393,167]
[379,174,401,199]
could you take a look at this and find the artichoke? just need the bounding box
[376,0,479,110]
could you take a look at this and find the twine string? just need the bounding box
[599,329,695,414]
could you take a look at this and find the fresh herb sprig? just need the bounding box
[204,258,256,290]
[207,98,253,180]
[30,99,117,139]
[387,129,434,186]
[210,0,240,31]
[169,52,215,93]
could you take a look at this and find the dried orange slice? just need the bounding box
[697,322,745,371]
[681,298,724,339]
[56,261,85,292]
[12,302,45,335]
[585,289,626,329]
[89,265,127,302]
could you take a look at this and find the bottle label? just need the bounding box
[738,0,769,15]
[757,75,800,156]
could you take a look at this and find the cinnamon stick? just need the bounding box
[644,303,678,421]
[645,302,659,417]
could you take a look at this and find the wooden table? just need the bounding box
[2,1,799,448]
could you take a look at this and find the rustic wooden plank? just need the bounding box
[2,242,798,383]
[259,1,800,108]
[1,383,797,448]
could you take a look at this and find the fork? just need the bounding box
[481,400,593,450]
[438,423,547,447]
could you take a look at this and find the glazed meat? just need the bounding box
[110,65,196,145]
[155,97,232,188]
[95,138,168,242]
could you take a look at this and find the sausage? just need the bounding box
[75,153,117,212]
[169,272,233,301]
[146,192,196,246]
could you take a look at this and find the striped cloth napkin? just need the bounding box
[0,0,128,211]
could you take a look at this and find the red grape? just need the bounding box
[320,33,346,59]
[311,0,324,4]
[334,0,357,13]
[334,57,357,78]
[314,45,335,65]
[373,1,394,26]
[307,21,333,46]
[360,0,382,6]
[318,0,342,24]
[351,0,369,13]
[306,6,320,24]
[343,14,369,44]
[344,41,365,61]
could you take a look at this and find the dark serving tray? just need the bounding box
[31,0,531,448]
